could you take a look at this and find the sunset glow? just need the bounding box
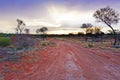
[0,0,120,34]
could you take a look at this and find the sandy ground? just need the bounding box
[0,39,120,80]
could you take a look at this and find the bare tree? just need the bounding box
[93,6,120,45]
[16,19,26,34]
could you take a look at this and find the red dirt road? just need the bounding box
[1,40,120,80]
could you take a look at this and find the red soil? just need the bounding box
[0,39,120,80]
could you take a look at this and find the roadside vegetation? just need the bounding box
[0,37,10,47]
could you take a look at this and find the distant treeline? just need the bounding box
[33,33,114,38]
[0,32,117,38]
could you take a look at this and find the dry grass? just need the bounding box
[41,40,55,46]
[62,38,120,53]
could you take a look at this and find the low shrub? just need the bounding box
[41,40,55,46]
[88,42,94,48]
[11,35,35,50]
[0,37,10,47]
[41,40,51,46]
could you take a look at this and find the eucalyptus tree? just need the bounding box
[93,6,120,45]
[81,23,93,34]
[36,27,48,40]
[81,23,93,41]
[40,27,48,34]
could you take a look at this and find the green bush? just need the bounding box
[0,37,10,47]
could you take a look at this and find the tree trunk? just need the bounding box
[43,32,45,40]
[106,23,117,46]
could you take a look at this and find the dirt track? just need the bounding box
[2,40,120,80]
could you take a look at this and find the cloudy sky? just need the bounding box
[0,0,120,34]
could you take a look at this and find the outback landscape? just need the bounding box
[0,0,120,80]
